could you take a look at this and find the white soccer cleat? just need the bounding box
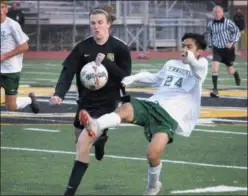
[143,181,162,195]
[79,110,100,138]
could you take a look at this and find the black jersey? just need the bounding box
[54,35,132,109]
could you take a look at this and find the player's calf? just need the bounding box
[93,132,108,161]
[5,102,17,111]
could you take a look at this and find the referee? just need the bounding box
[205,5,241,98]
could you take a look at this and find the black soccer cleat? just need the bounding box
[93,134,108,161]
[235,75,241,86]
[210,90,219,98]
[28,93,40,114]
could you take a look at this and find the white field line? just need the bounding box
[24,63,59,67]
[213,118,247,123]
[195,129,247,135]
[34,78,58,82]
[24,71,58,75]
[23,128,60,133]
[22,126,246,135]
[1,146,247,170]
[171,185,247,194]
[197,124,216,127]
[19,81,37,84]
[19,85,31,87]
[36,99,77,105]
[1,114,247,132]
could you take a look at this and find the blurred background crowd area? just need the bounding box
[6,0,248,52]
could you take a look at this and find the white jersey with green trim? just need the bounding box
[123,54,208,137]
[1,17,29,73]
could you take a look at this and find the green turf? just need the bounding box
[1,124,247,195]
[20,58,248,89]
[1,56,247,195]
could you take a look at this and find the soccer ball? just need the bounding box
[80,61,108,91]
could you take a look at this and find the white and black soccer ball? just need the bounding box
[80,61,108,91]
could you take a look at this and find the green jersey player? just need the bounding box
[79,33,208,195]
[0,1,39,113]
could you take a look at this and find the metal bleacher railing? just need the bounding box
[16,0,211,51]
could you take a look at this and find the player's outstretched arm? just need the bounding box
[122,70,164,87]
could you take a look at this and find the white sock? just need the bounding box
[96,112,121,130]
[16,97,32,110]
[148,162,162,187]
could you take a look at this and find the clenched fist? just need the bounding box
[95,53,106,63]
[49,95,62,106]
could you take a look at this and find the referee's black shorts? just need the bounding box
[212,46,235,66]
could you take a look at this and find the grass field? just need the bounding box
[1,56,247,195]
[19,57,248,89]
[1,124,247,195]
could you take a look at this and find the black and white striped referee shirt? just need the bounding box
[205,17,240,49]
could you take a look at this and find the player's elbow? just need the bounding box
[20,42,29,52]
[23,42,29,51]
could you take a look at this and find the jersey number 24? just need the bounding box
[163,75,183,88]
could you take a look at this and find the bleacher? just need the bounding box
[9,0,210,50]
[13,1,89,24]
[15,1,158,25]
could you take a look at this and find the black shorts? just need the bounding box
[0,72,20,95]
[73,104,116,130]
[212,46,235,66]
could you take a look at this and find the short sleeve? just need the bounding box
[11,22,29,45]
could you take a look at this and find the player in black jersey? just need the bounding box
[49,6,132,196]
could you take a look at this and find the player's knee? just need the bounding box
[146,150,159,164]
[212,62,219,72]
[5,103,17,111]
[115,103,133,122]
[212,67,219,73]
[227,67,234,75]
[77,130,92,153]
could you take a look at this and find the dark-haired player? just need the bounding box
[79,33,208,195]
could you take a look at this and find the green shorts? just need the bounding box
[131,97,178,144]
[0,72,20,95]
